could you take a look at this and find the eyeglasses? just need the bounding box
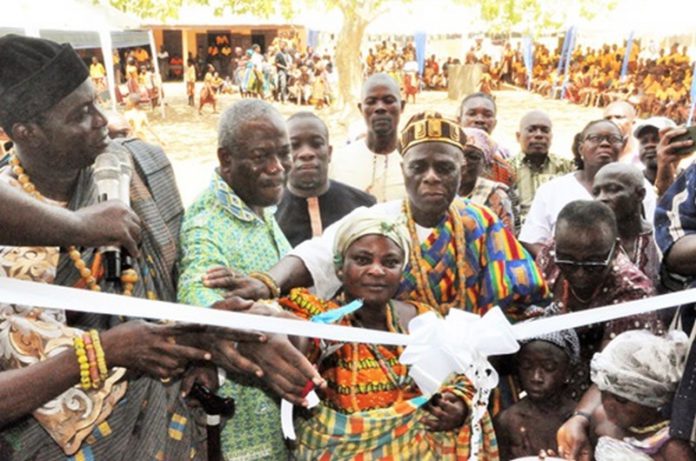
[584,134,624,145]
[554,242,615,274]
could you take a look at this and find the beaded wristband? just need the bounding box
[90,329,108,381]
[73,336,92,391]
[249,272,281,298]
[83,333,101,389]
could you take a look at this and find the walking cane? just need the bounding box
[189,382,235,461]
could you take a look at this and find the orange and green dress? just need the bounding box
[279,288,500,461]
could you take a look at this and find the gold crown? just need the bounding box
[398,111,466,156]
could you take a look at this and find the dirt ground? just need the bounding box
[146,82,603,206]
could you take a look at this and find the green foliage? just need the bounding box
[107,0,294,21]
[107,0,184,20]
[461,0,617,35]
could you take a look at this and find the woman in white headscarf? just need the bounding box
[277,209,499,460]
[590,330,696,461]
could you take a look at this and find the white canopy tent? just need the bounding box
[156,0,481,58]
[153,0,479,34]
[571,0,696,56]
[0,0,161,113]
[295,0,480,35]
[297,0,481,65]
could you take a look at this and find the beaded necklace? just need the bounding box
[9,154,137,295]
[403,200,468,313]
[628,419,670,435]
[349,300,408,412]
[624,235,644,270]
[368,153,389,201]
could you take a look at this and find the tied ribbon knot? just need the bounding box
[399,306,519,461]
[399,306,519,396]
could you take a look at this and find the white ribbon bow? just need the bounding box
[400,306,519,396]
[400,306,519,461]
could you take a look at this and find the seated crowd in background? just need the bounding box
[363,39,460,100]
[3,32,696,461]
[466,40,694,125]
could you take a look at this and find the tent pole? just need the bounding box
[100,30,118,112]
[149,29,165,119]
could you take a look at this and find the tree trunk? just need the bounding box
[334,8,368,111]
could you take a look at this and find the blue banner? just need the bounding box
[522,36,534,90]
[620,30,635,80]
[414,32,427,75]
[691,62,696,101]
[560,26,576,99]
[689,62,696,126]
[307,29,319,51]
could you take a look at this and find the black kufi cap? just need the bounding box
[0,34,89,130]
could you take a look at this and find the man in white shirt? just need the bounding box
[330,73,405,202]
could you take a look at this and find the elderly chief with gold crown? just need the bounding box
[204,111,551,428]
[208,111,550,320]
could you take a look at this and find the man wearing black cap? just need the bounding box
[0,32,209,456]
[0,35,321,459]
[0,34,181,298]
[634,116,696,196]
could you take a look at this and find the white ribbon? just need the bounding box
[0,278,405,345]
[400,307,519,460]
[281,390,319,440]
[2,278,688,349]
[1,278,696,450]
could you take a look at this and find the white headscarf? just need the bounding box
[590,330,688,408]
[332,209,410,271]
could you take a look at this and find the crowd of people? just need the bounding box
[101,36,464,115]
[182,37,460,111]
[363,39,459,102]
[467,39,695,125]
[182,38,337,112]
[2,31,696,461]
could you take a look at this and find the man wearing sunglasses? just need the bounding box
[533,200,663,460]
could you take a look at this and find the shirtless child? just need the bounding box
[495,330,579,460]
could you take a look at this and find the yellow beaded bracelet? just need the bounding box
[73,336,92,391]
[90,329,108,381]
[83,333,101,390]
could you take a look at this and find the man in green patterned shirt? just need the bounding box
[178,99,293,460]
[510,110,575,223]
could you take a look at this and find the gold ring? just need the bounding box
[160,377,171,384]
